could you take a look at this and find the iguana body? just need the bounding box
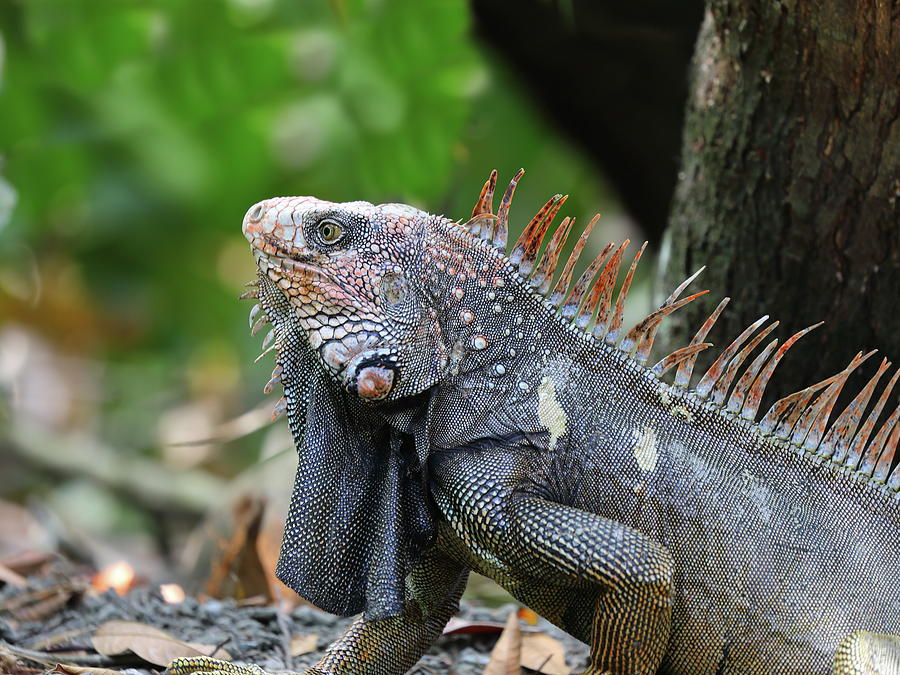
[170,172,900,675]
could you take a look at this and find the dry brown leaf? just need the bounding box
[257,510,305,612]
[0,645,30,675]
[235,594,268,607]
[49,664,122,675]
[0,550,56,577]
[91,620,231,666]
[29,627,93,651]
[0,501,48,557]
[442,618,507,635]
[91,561,136,596]
[289,634,318,657]
[14,592,74,622]
[159,583,186,604]
[2,585,80,622]
[482,612,522,675]
[520,633,570,675]
[516,607,539,626]
[0,562,26,587]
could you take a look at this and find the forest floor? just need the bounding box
[0,556,589,675]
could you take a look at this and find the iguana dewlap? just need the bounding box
[169,171,900,675]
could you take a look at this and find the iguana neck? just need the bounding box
[420,218,573,388]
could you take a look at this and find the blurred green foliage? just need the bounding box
[0,0,615,474]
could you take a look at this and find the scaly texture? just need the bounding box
[169,172,900,675]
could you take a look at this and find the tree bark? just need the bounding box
[659,0,900,404]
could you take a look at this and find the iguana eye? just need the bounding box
[317,218,344,245]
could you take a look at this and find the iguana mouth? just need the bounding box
[251,246,361,304]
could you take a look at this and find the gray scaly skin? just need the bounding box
[169,172,900,675]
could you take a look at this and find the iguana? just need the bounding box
[168,170,900,675]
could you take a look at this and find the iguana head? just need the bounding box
[243,196,449,402]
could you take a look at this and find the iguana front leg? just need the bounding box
[166,544,468,675]
[508,497,673,675]
[432,449,673,675]
[307,547,468,675]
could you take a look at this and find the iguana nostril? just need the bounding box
[248,203,266,223]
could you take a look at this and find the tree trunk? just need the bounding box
[659,0,900,405]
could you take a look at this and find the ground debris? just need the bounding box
[2,575,589,674]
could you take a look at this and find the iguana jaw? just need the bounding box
[253,263,399,401]
[255,254,401,401]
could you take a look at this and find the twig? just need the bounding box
[276,607,293,669]
[6,422,228,515]
[209,638,232,660]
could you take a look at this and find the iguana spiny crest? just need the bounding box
[244,169,899,493]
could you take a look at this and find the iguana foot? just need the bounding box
[165,657,328,675]
[165,657,266,675]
